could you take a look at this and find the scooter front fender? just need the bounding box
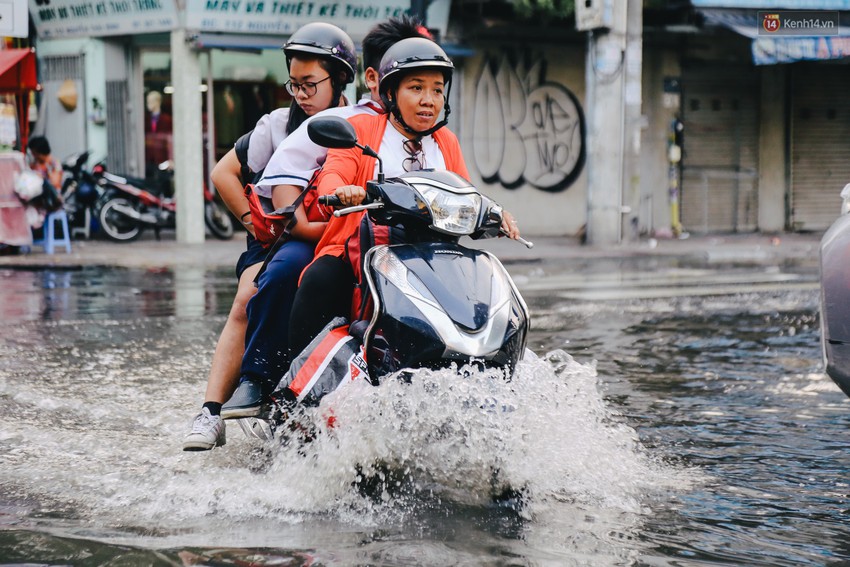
[362,242,528,377]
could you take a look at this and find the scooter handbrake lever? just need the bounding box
[333,202,384,218]
[500,229,534,249]
[517,236,534,249]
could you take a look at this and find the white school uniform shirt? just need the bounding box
[253,95,383,198]
[376,121,446,178]
[246,107,290,173]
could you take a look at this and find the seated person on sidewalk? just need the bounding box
[287,37,521,361]
[26,136,64,214]
[183,22,358,451]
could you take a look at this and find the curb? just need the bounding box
[0,232,825,270]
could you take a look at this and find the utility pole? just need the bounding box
[171,29,206,244]
[621,0,644,242]
[577,0,641,245]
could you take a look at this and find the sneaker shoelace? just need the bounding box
[191,411,217,433]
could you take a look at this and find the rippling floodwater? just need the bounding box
[0,257,844,566]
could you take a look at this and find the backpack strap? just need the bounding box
[234,130,254,185]
[253,169,322,283]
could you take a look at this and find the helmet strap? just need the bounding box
[331,80,344,109]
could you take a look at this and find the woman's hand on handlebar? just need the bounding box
[318,185,366,210]
[318,185,366,208]
[334,185,366,207]
[501,210,521,240]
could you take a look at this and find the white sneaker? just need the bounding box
[183,408,225,451]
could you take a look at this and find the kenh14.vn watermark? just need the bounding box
[759,11,839,36]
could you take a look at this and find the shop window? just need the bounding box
[213,81,289,159]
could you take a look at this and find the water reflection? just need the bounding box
[0,266,234,323]
[174,267,209,319]
[1,263,848,565]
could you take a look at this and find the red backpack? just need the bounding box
[233,130,329,248]
[243,177,327,248]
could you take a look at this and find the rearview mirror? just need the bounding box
[307,116,358,149]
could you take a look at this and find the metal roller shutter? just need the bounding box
[790,64,850,231]
[106,81,131,176]
[36,55,87,164]
[680,64,759,233]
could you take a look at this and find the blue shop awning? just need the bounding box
[692,1,850,8]
[191,33,288,52]
[698,8,850,64]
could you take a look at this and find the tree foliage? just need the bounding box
[512,0,574,20]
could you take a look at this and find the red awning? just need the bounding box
[0,48,37,93]
[0,49,39,149]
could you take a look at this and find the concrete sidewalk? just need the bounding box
[0,230,824,270]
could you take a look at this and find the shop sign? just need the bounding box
[0,0,30,38]
[692,0,850,7]
[185,0,450,41]
[753,36,850,64]
[29,0,179,39]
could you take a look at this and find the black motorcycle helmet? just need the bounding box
[283,22,357,84]
[282,22,357,134]
[378,37,454,139]
[76,181,98,205]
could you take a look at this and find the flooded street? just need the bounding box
[1,249,845,566]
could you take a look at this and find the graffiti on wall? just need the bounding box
[472,53,585,193]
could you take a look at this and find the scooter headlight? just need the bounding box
[372,247,439,306]
[416,186,481,236]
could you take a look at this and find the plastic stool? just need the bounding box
[70,207,91,240]
[34,210,72,254]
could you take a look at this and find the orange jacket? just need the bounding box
[313,113,470,260]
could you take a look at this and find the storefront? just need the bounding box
[687,2,850,234]
[27,0,451,241]
[679,60,759,234]
[137,46,294,179]
[787,61,850,231]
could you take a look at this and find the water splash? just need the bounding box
[285,349,680,517]
[161,349,683,526]
[1,342,686,534]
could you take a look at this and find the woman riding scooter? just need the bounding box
[287,37,521,359]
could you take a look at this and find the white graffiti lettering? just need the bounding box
[472,53,585,192]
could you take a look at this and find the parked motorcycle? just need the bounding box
[97,161,234,242]
[819,183,850,398]
[60,150,105,239]
[235,116,531,441]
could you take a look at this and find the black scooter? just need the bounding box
[235,116,532,441]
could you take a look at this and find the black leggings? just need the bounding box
[288,254,355,358]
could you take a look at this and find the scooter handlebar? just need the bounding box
[318,194,381,217]
[318,194,342,207]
